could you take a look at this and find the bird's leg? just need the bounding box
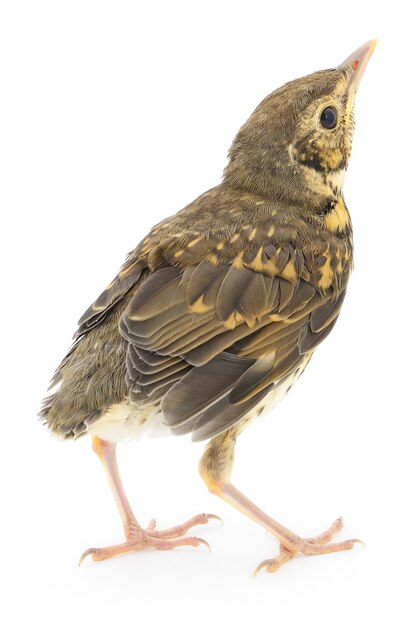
[80,436,221,564]
[199,428,361,574]
[90,436,139,541]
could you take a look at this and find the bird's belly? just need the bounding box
[244,354,312,427]
[86,401,167,443]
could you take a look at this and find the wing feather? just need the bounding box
[76,257,146,337]
[161,352,256,427]
[118,262,346,440]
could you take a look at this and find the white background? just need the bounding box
[1,1,418,624]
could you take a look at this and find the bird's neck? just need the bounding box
[223,146,343,211]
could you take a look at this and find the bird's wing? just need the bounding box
[119,261,346,441]
[75,255,147,338]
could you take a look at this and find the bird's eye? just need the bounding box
[320,106,338,129]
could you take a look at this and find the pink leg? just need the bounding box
[90,436,139,540]
[80,437,221,564]
[200,429,362,575]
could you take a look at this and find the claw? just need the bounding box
[253,552,291,576]
[147,518,157,530]
[79,548,96,566]
[197,537,212,552]
[253,559,272,577]
[204,513,223,525]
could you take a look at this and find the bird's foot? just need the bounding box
[254,517,363,575]
[79,513,221,564]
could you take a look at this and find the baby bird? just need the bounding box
[41,41,376,574]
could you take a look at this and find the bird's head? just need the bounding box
[224,40,377,211]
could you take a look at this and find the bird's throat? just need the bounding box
[302,165,345,202]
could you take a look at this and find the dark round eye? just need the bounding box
[320,106,338,129]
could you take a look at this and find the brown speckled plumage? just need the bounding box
[40,41,376,571]
[41,67,354,441]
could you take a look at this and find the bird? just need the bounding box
[41,40,376,574]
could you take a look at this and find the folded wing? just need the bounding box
[119,261,346,441]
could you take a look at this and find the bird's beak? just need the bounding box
[339,39,378,93]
